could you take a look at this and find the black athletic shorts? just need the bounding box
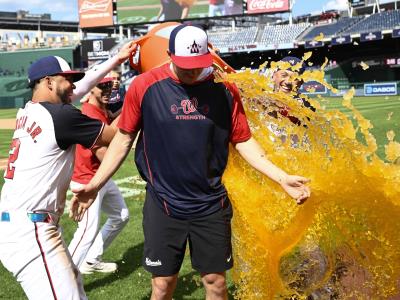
[142,190,233,276]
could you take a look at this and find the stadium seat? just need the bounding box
[343,10,400,35]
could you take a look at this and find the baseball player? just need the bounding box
[68,76,129,274]
[0,41,136,300]
[106,70,125,119]
[266,56,316,146]
[70,25,310,299]
[72,43,135,103]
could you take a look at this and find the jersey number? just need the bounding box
[4,138,21,180]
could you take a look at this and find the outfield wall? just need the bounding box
[0,48,76,108]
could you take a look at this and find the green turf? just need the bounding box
[316,96,400,158]
[0,95,399,299]
[117,0,208,24]
[0,129,13,159]
[0,108,18,119]
[0,150,235,299]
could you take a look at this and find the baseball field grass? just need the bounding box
[0,152,236,299]
[0,108,18,119]
[0,95,399,299]
[116,0,209,24]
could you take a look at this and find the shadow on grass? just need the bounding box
[84,242,144,292]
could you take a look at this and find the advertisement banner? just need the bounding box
[305,40,324,48]
[331,35,351,46]
[349,0,365,7]
[360,31,382,42]
[246,0,290,14]
[78,0,114,28]
[117,0,244,25]
[364,83,397,96]
[299,81,327,94]
[385,57,400,67]
[81,38,116,61]
[392,28,400,38]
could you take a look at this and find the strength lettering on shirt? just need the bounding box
[175,115,206,120]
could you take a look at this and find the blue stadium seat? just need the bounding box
[343,10,400,35]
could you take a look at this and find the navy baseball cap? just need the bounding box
[279,56,306,74]
[169,25,213,69]
[28,56,85,88]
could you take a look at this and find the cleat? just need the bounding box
[79,261,117,275]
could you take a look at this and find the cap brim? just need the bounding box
[59,70,85,82]
[171,53,213,69]
[26,70,85,89]
[99,77,114,84]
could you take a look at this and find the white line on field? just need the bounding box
[64,176,146,214]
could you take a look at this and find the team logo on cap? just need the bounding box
[188,40,201,54]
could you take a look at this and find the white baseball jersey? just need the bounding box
[0,101,104,300]
[0,101,104,215]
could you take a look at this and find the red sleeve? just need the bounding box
[118,77,143,133]
[225,82,252,144]
[118,66,169,133]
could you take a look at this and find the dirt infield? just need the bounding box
[0,119,15,129]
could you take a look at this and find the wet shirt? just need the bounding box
[119,63,251,218]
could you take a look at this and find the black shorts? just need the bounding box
[142,191,233,276]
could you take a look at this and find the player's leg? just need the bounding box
[201,272,228,300]
[68,181,103,268]
[83,179,129,268]
[0,219,86,300]
[217,4,225,16]
[142,188,188,300]
[151,274,178,300]
[189,197,233,300]
[21,223,86,300]
[209,4,217,17]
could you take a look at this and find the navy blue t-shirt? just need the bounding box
[119,64,251,218]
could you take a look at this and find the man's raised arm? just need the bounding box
[72,41,137,102]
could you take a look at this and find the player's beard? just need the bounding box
[57,86,72,104]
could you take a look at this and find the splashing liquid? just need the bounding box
[220,55,400,299]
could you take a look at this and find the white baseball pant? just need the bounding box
[68,179,129,267]
[0,212,86,300]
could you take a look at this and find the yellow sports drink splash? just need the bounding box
[221,54,400,299]
[130,25,400,298]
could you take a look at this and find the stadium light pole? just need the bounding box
[289,0,295,25]
[373,0,381,13]
[347,1,353,17]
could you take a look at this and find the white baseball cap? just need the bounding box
[169,25,213,69]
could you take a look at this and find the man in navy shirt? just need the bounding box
[71,25,311,300]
